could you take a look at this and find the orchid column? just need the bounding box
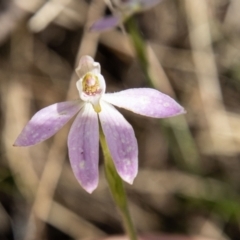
[14,56,185,239]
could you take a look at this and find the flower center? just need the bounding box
[82,73,101,96]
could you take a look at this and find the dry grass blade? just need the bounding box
[1,81,39,200]
[184,0,237,155]
[28,0,89,32]
[44,201,106,239]
[15,0,46,13]
[0,2,26,44]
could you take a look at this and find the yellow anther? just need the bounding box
[82,73,100,96]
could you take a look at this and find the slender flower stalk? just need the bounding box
[100,126,137,240]
[124,16,201,172]
[91,0,163,31]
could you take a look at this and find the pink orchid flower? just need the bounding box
[91,0,163,32]
[14,56,185,193]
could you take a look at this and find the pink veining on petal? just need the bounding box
[14,101,82,147]
[90,16,121,32]
[68,103,99,193]
[99,101,138,184]
[103,88,185,118]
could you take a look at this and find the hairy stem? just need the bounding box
[99,126,138,240]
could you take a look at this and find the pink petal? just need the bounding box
[90,16,121,32]
[99,101,138,184]
[103,88,185,118]
[68,103,99,193]
[14,101,82,146]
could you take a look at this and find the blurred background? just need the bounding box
[1,0,240,239]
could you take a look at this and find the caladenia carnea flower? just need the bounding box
[14,55,185,193]
[91,0,163,32]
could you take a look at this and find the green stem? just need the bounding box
[125,16,153,87]
[125,16,201,173]
[99,126,138,240]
